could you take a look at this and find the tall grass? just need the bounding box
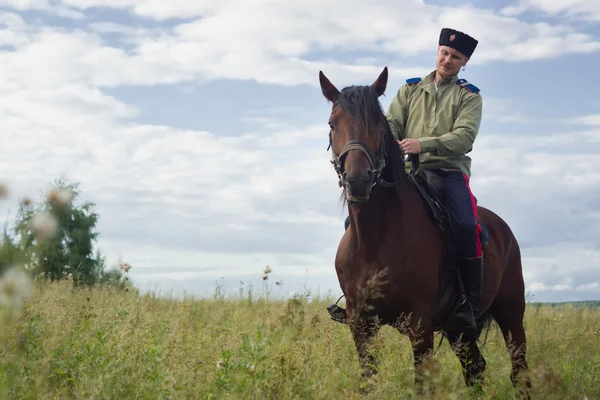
[0,280,598,399]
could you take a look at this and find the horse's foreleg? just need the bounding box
[349,315,380,382]
[400,313,435,394]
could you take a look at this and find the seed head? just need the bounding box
[47,187,72,206]
[119,263,132,273]
[0,268,32,311]
[0,184,8,199]
[31,211,58,242]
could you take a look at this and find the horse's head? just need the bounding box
[319,67,390,204]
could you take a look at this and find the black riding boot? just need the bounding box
[450,256,483,334]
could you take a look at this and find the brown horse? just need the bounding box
[319,67,531,397]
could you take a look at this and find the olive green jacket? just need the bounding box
[386,70,483,177]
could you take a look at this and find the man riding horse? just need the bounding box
[389,27,482,333]
[341,28,483,334]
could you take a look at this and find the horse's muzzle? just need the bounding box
[344,171,374,203]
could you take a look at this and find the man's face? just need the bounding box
[436,45,469,77]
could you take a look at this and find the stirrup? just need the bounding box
[326,295,347,324]
[448,303,477,334]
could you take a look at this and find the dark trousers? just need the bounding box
[434,169,482,258]
[343,169,482,258]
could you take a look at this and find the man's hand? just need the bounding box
[398,138,422,154]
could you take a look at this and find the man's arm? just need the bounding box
[386,85,409,141]
[418,93,483,156]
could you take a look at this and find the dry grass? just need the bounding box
[0,280,598,399]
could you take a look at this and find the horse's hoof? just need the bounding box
[326,304,347,324]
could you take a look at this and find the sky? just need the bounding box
[1,0,599,303]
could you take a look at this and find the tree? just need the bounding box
[9,177,106,286]
[0,228,26,274]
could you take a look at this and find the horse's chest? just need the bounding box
[335,254,409,288]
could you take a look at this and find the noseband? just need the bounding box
[327,102,393,189]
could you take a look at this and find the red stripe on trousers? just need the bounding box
[462,173,483,258]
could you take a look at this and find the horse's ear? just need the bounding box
[372,66,388,97]
[319,71,340,103]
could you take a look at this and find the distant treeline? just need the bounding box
[528,301,600,309]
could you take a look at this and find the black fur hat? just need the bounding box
[439,28,478,57]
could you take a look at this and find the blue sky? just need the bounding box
[1,0,600,302]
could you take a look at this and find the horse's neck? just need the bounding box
[348,175,421,253]
[348,187,399,249]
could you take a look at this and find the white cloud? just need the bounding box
[577,282,599,292]
[0,12,29,47]
[528,282,570,292]
[0,45,345,281]
[466,124,600,302]
[0,0,85,18]
[501,0,600,23]
[482,98,544,123]
[62,0,222,21]
[1,1,599,89]
[0,0,51,10]
[568,114,600,126]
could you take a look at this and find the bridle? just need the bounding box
[327,101,394,189]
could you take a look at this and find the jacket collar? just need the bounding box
[422,70,459,92]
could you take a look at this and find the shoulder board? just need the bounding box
[456,78,480,93]
[406,77,422,85]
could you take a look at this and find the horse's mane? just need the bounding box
[336,85,408,204]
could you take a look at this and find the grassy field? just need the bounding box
[0,280,598,399]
